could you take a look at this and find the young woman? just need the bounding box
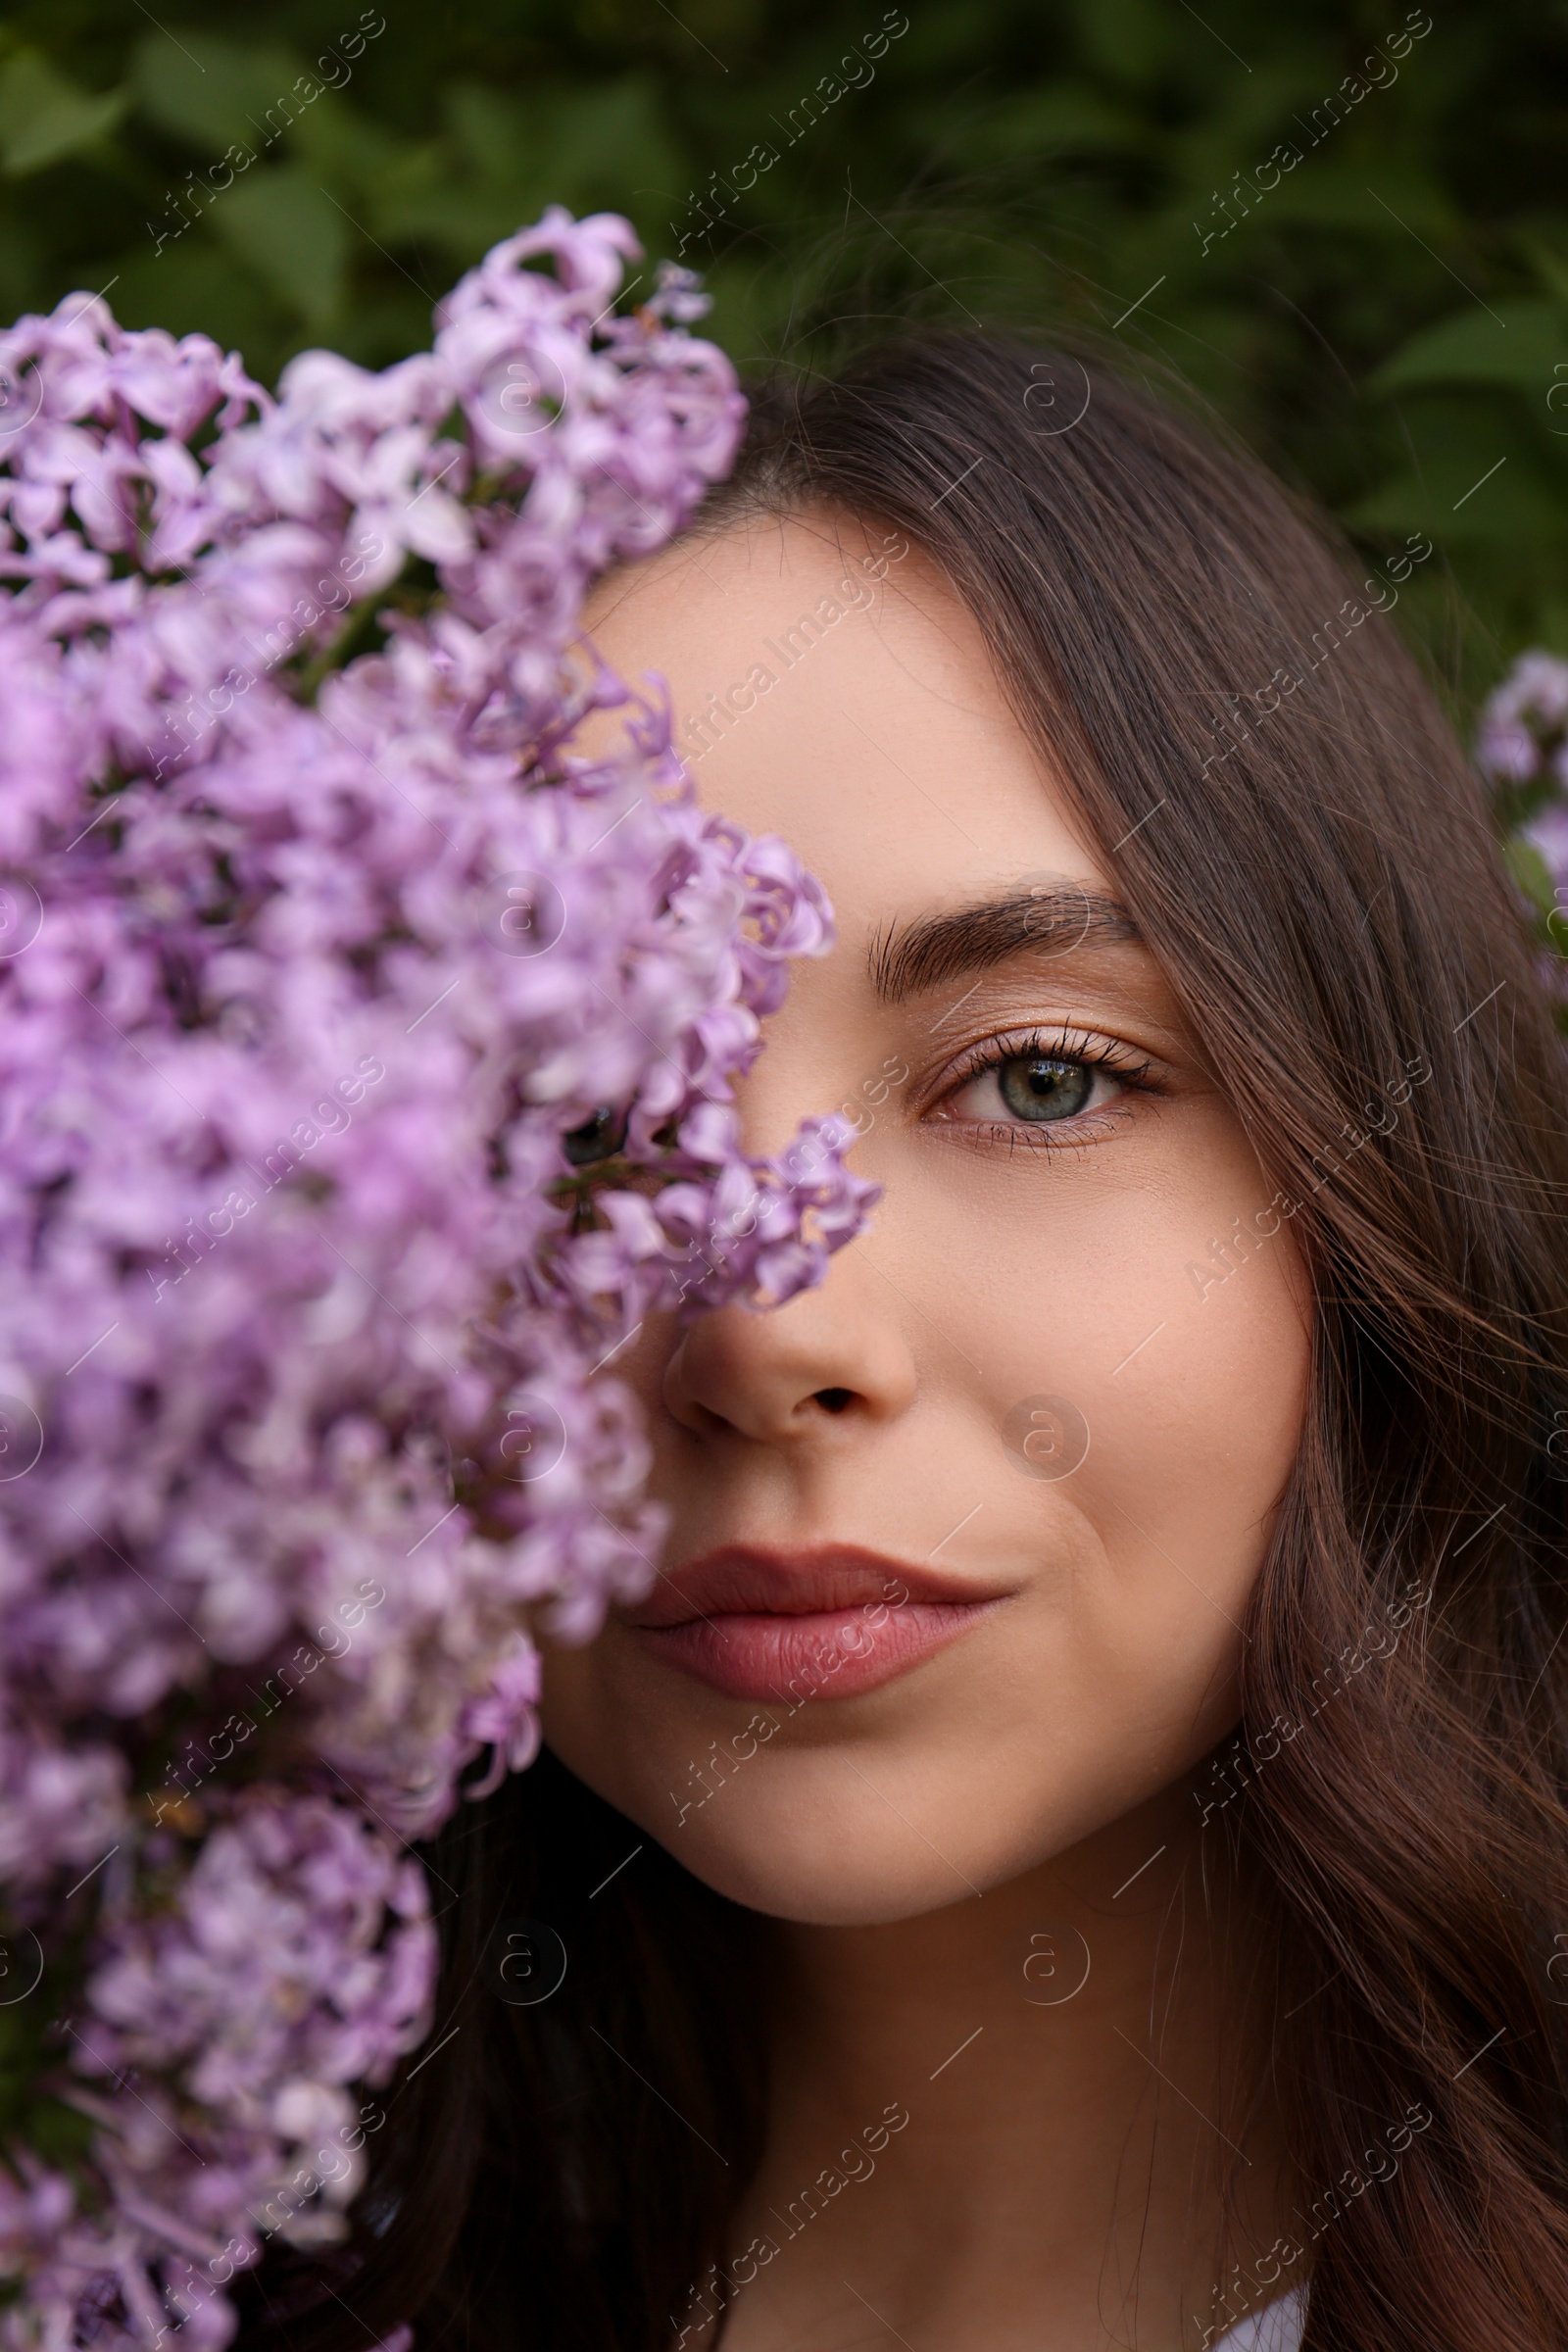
[250,337,1568,2351]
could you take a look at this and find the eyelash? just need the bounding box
[929,1025,1159,1152]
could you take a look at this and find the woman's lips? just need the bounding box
[621,1544,1006,1703]
[633,1601,1001,1702]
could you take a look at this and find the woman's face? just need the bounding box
[538,513,1311,1928]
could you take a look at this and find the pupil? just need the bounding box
[563,1106,625,1166]
[999,1055,1091,1122]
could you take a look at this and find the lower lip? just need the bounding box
[629,1599,999,1703]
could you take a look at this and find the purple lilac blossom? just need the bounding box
[1476,652,1568,969]
[1475,651,1568,790]
[0,208,878,2348]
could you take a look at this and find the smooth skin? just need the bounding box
[539,514,1314,2350]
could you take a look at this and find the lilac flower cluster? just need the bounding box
[1475,651,1568,983]
[1478,653,1568,799]
[0,208,877,2347]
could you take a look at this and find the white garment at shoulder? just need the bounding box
[1212,2284,1307,2351]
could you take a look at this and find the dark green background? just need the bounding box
[2,0,1565,718]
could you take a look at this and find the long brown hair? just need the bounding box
[241,336,1568,2352]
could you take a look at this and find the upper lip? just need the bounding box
[621,1543,1009,1630]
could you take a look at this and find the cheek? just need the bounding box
[1079,1220,1309,1588]
[1075,1226,1307,1740]
[862,1119,1310,1810]
[959,1122,1310,1637]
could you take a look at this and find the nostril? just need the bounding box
[814,1388,853,1415]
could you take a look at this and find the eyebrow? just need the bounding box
[868,887,1142,1005]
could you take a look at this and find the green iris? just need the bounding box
[998,1054,1093,1121]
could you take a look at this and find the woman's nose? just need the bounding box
[661,1247,918,1446]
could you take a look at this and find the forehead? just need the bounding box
[578,513,1115,919]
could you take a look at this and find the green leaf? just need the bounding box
[1166,61,1330,186]
[374,78,685,266]
[466,75,685,220]
[952,86,1151,166]
[1523,238,1568,313]
[290,97,410,197]
[1348,402,1568,545]
[1374,300,1568,394]
[1504,835,1557,919]
[368,183,520,268]
[105,231,292,362]
[130,30,303,155]
[1249,166,1452,235]
[1071,0,1172,86]
[0,50,127,178]
[209,168,349,325]
[22,2094,95,2167]
[328,285,438,370]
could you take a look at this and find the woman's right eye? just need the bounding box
[562,1106,627,1166]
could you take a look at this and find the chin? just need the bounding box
[541,1732,1067,1927]
[656,1810,976,1927]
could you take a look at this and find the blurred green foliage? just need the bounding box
[2,0,1566,713]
